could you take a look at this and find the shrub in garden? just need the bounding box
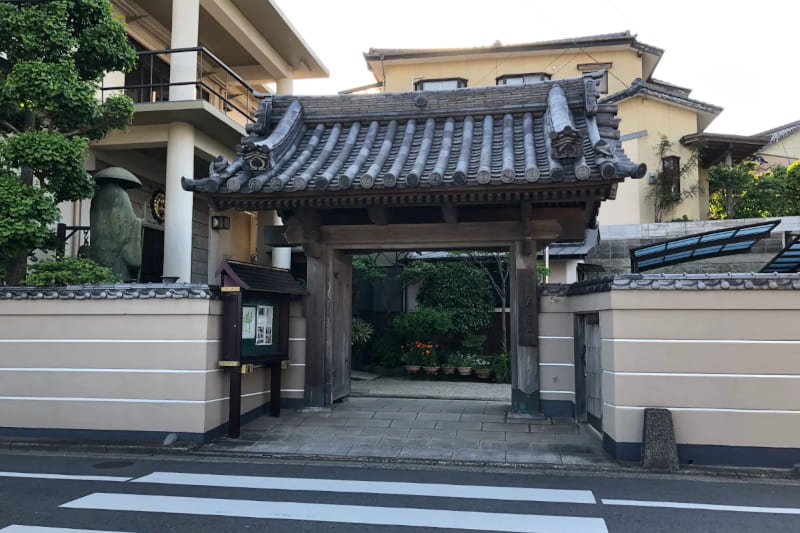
[22,256,120,286]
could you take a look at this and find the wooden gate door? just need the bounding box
[330,250,352,402]
[584,314,603,431]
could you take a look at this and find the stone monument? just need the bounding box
[89,167,143,281]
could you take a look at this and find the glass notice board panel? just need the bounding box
[240,297,278,360]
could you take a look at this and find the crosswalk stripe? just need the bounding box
[0,472,131,483]
[602,498,800,515]
[62,493,609,533]
[0,526,131,533]
[131,472,596,504]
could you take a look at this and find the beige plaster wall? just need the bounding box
[540,287,800,451]
[380,49,642,95]
[0,297,307,439]
[760,130,800,163]
[600,98,704,225]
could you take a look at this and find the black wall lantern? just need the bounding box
[211,215,231,230]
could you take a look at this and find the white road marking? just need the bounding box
[0,526,131,533]
[62,493,608,533]
[603,498,800,515]
[0,472,131,482]
[131,471,596,504]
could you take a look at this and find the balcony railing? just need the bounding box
[101,46,257,124]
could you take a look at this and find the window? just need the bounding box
[413,78,467,91]
[496,72,551,86]
[662,155,681,194]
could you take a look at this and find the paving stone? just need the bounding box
[348,446,401,458]
[408,428,457,439]
[530,423,576,433]
[505,450,562,464]
[300,418,348,427]
[378,436,429,448]
[483,422,529,433]
[292,425,340,435]
[452,449,507,462]
[505,432,556,442]
[270,417,304,426]
[297,442,353,456]
[341,435,382,446]
[457,429,505,441]
[479,440,532,452]
[373,411,418,421]
[248,443,302,453]
[416,412,462,421]
[459,414,506,423]
[429,438,480,450]
[330,409,375,418]
[344,418,391,428]
[434,420,483,431]
[399,447,454,460]
[359,426,410,437]
[388,419,437,429]
[561,454,616,466]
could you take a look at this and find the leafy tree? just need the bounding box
[708,161,758,219]
[0,0,136,284]
[648,136,700,223]
[709,161,800,219]
[412,261,493,338]
[22,256,120,286]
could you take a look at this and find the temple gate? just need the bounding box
[183,72,645,414]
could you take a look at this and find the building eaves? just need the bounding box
[181,74,647,208]
[648,78,692,96]
[601,78,722,116]
[365,31,662,61]
[757,119,800,145]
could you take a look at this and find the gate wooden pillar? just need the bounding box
[304,243,352,407]
[510,238,541,415]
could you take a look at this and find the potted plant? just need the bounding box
[457,353,473,377]
[441,352,459,376]
[421,342,440,376]
[402,340,433,374]
[473,357,492,379]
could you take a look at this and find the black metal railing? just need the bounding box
[101,46,256,123]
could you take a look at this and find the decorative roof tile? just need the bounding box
[541,273,800,296]
[0,284,218,300]
[182,74,645,201]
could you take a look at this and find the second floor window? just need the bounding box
[414,78,467,91]
[496,72,551,86]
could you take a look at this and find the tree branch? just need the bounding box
[1,119,21,135]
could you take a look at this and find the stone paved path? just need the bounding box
[204,397,614,466]
[351,376,511,401]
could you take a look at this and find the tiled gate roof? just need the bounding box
[183,73,644,200]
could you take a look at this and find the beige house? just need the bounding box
[363,31,722,226]
[756,119,800,168]
[58,0,327,283]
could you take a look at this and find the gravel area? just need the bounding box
[351,376,512,401]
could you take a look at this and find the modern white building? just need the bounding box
[60,0,327,282]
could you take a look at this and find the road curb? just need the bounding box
[1,439,796,481]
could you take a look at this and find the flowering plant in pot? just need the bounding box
[403,341,436,374]
[441,352,459,375]
[473,357,492,379]
[456,353,474,376]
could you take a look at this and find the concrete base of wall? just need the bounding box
[604,433,800,469]
[540,400,575,418]
[0,398,305,445]
[511,388,541,414]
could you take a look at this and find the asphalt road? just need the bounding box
[0,451,799,532]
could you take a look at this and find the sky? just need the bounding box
[274,0,799,135]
